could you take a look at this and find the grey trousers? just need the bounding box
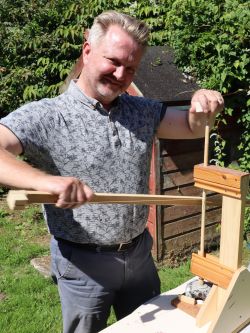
[50,229,160,333]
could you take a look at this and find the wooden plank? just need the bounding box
[160,138,204,156]
[162,150,203,172]
[216,176,248,310]
[163,196,221,222]
[220,197,248,271]
[194,164,249,199]
[163,186,204,197]
[162,224,219,254]
[217,193,248,310]
[232,318,250,333]
[163,209,221,238]
[190,253,234,289]
[177,294,197,305]
[162,171,194,189]
[171,296,201,318]
[163,205,201,220]
[196,285,218,327]
[126,82,143,96]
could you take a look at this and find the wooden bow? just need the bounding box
[6,190,222,210]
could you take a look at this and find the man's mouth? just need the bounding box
[102,76,122,87]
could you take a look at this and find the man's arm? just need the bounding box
[157,89,224,139]
[0,124,93,208]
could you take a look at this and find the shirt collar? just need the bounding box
[67,80,101,109]
[66,80,120,111]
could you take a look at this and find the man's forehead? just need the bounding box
[104,25,137,47]
[99,26,142,58]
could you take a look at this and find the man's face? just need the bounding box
[80,25,143,106]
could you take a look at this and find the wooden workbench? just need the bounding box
[99,278,250,333]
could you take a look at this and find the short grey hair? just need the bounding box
[88,11,150,49]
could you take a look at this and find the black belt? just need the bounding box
[55,232,143,252]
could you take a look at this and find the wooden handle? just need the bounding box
[6,190,222,210]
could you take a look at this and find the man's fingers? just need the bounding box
[82,183,94,201]
[47,177,94,209]
[37,175,94,208]
[190,89,224,114]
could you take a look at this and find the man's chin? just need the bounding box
[97,87,122,102]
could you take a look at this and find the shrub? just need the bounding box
[0,0,249,171]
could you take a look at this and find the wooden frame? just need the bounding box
[191,164,250,333]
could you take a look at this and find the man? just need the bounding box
[0,11,224,333]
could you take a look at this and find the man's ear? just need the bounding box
[82,41,91,63]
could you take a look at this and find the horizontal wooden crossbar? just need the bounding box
[6,190,223,210]
[194,164,249,199]
[191,253,235,289]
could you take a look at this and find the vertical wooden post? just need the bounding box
[219,181,248,270]
[217,178,248,309]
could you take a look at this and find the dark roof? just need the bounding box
[133,46,199,102]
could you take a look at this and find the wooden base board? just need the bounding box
[232,318,250,333]
[171,296,202,318]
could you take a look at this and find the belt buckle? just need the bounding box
[117,241,131,252]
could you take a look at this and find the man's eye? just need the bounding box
[127,68,135,74]
[108,58,118,65]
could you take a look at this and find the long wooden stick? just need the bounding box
[194,102,210,257]
[6,190,222,210]
[200,121,210,257]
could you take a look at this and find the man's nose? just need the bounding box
[114,66,126,80]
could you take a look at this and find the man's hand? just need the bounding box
[36,175,94,209]
[185,89,224,138]
[157,88,224,140]
[190,89,224,115]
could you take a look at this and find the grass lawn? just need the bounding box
[0,203,62,333]
[0,199,249,333]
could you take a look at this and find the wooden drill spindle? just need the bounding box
[194,102,210,258]
[200,120,210,257]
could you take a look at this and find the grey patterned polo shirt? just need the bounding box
[1,80,164,244]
